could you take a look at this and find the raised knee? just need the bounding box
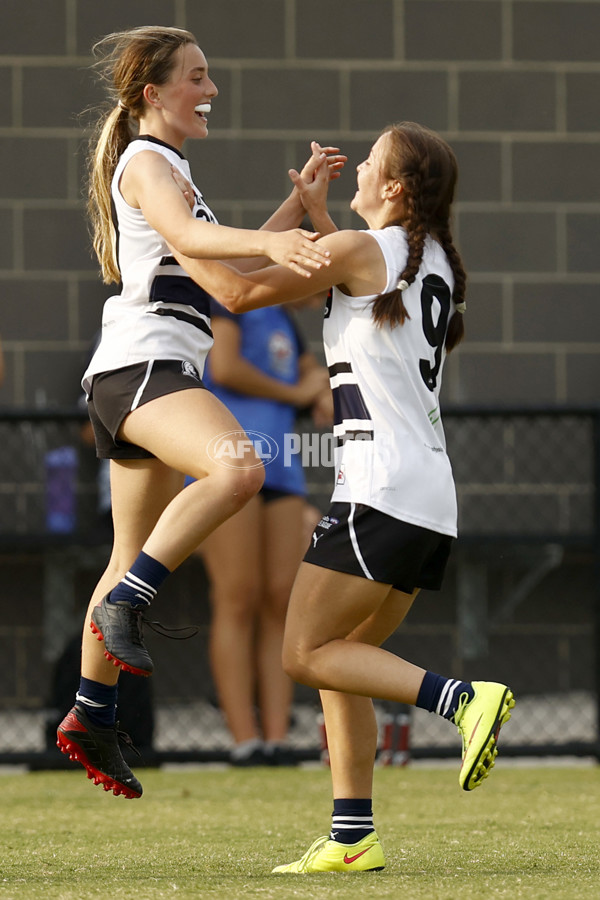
[281,643,311,685]
[212,463,264,516]
[229,464,264,509]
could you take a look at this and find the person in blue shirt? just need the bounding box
[197,299,331,765]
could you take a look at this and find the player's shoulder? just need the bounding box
[122,145,173,172]
[321,228,382,263]
[123,136,186,172]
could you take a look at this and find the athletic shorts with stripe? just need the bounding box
[303,502,453,593]
[87,359,207,459]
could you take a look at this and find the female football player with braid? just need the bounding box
[171,121,515,873]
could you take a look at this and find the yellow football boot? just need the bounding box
[272,831,385,873]
[454,681,515,791]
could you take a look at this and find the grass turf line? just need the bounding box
[0,766,598,899]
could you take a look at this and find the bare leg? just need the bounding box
[84,389,264,685]
[81,458,183,684]
[257,495,306,743]
[61,389,264,796]
[283,563,425,702]
[318,588,418,799]
[200,496,263,745]
[118,390,265,569]
[320,691,378,798]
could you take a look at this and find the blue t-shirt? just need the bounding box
[203,302,306,496]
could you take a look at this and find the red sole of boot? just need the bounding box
[56,732,142,799]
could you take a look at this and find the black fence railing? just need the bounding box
[0,406,598,767]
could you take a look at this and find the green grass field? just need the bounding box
[0,763,598,899]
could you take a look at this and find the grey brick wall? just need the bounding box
[0,0,599,407]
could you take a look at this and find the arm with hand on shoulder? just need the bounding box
[170,142,345,273]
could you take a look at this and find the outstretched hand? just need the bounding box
[170,164,329,276]
[278,143,344,267]
[289,154,330,215]
[289,141,345,216]
[297,142,347,184]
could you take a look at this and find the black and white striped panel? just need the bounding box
[329,361,374,444]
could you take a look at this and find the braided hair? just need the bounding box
[372,122,467,352]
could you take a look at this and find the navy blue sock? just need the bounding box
[108,550,170,608]
[76,677,118,727]
[416,671,474,721]
[331,799,374,844]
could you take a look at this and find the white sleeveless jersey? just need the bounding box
[326,226,458,537]
[83,137,217,393]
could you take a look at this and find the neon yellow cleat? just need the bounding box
[271,832,385,873]
[454,681,515,791]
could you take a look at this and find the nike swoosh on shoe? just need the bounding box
[343,848,370,865]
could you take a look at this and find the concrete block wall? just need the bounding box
[1,0,599,409]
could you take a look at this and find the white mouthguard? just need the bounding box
[195,103,212,114]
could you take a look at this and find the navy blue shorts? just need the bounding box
[303,502,454,593]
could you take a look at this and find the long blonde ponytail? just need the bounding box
[87,106,132,283]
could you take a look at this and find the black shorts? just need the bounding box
[303,502,454,593]
[87,359,207,459]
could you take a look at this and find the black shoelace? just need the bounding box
[116,726,141,759]
[122,606,199,643]
[142,617,200,641]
